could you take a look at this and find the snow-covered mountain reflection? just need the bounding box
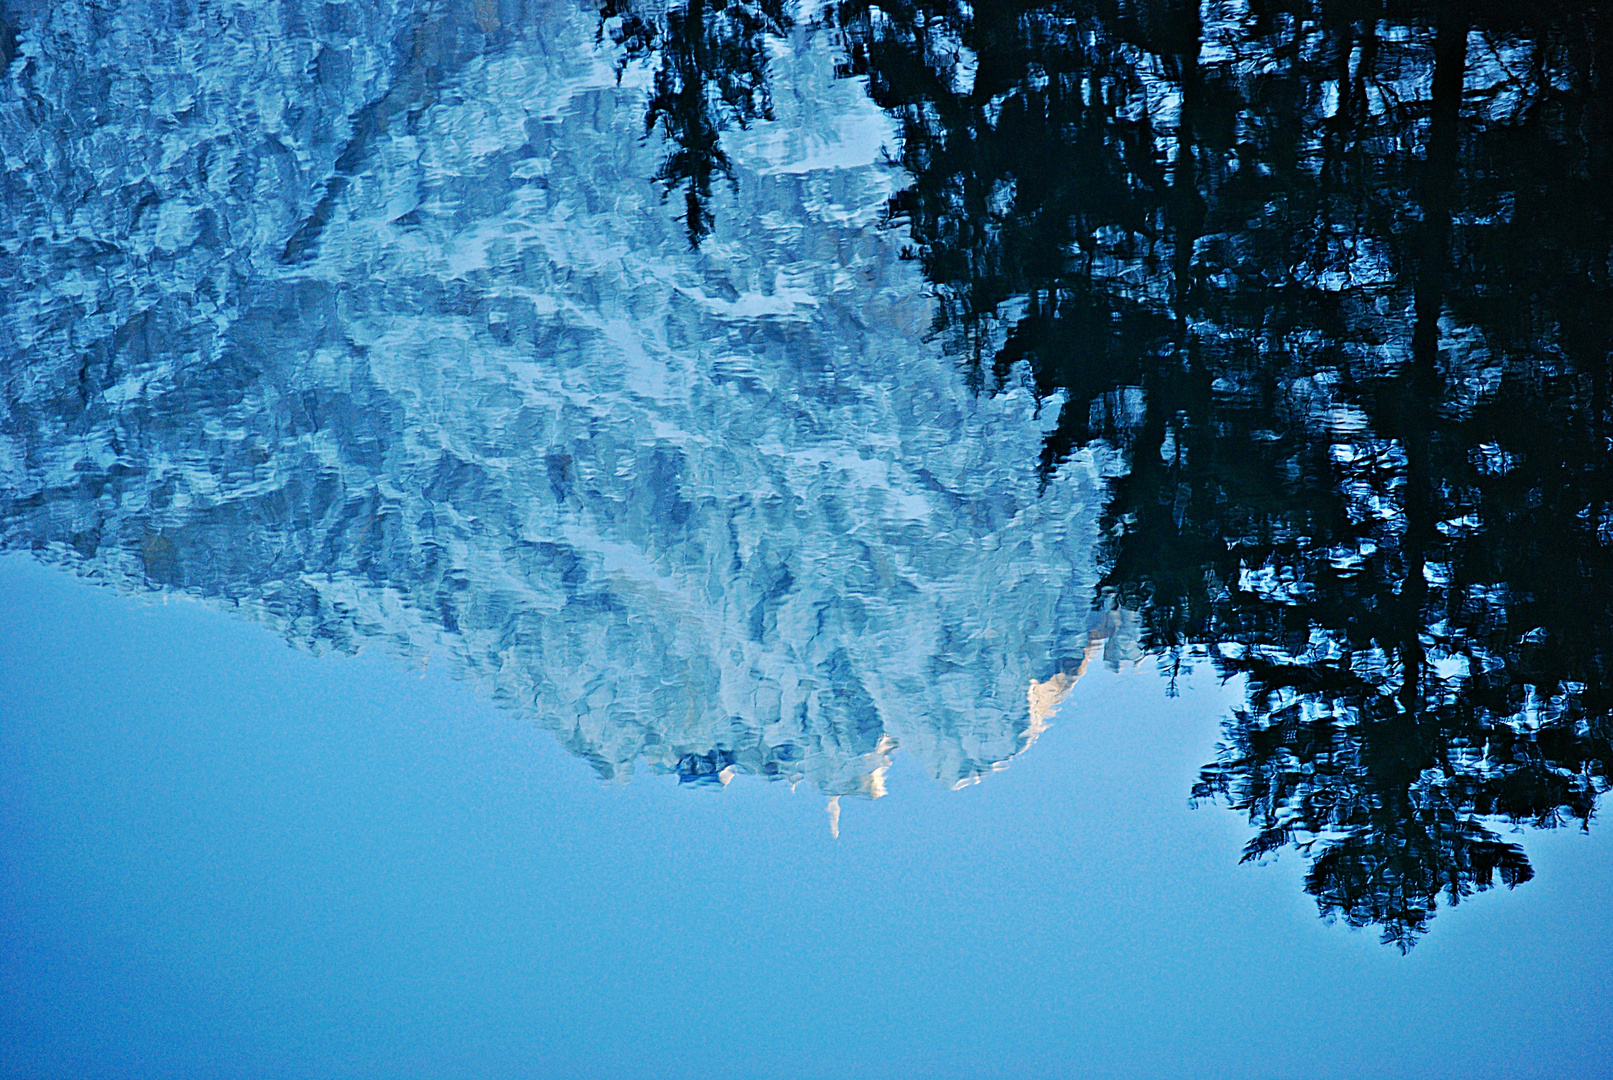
[0,0,1122,797]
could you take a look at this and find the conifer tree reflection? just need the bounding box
[833,0,1613,946]
[601,0,790,244]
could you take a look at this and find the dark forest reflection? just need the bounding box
[600,0,792,244]
[831,0,1613,948]
[625,0,1613,947]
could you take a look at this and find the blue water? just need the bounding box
[5,556,1611,1079]
[4,0,1613,1073]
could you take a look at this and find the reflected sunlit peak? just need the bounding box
[1025,634,1110,744]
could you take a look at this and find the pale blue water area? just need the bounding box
[5,554,1611,1080]
[5,0,1613,1074]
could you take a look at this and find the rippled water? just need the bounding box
[2,0,1130,794]
[3,0,1611,1074]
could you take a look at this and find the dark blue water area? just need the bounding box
[4,554,1610,1080]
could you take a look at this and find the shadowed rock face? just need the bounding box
[0,0,1121,796]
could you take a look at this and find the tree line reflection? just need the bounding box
[599,0,791,244]
[609,0,1613,948]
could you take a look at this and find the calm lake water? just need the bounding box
[2,1,1611,1076]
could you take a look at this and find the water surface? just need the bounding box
[2,0,1611,1074]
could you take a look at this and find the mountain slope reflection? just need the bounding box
[0,0,1120,799]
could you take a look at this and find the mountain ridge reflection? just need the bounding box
[0,0,1121,809]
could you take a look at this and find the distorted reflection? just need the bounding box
[826,0,1613,946]
[1,0,1609,951]
[0,0,1122,817]
[600,0,792,245]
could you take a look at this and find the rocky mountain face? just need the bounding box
[0,0,1123,796]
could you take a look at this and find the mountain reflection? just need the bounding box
[831,0,1613,946]
[2,0,1610,953]
[0,0,1115,808]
